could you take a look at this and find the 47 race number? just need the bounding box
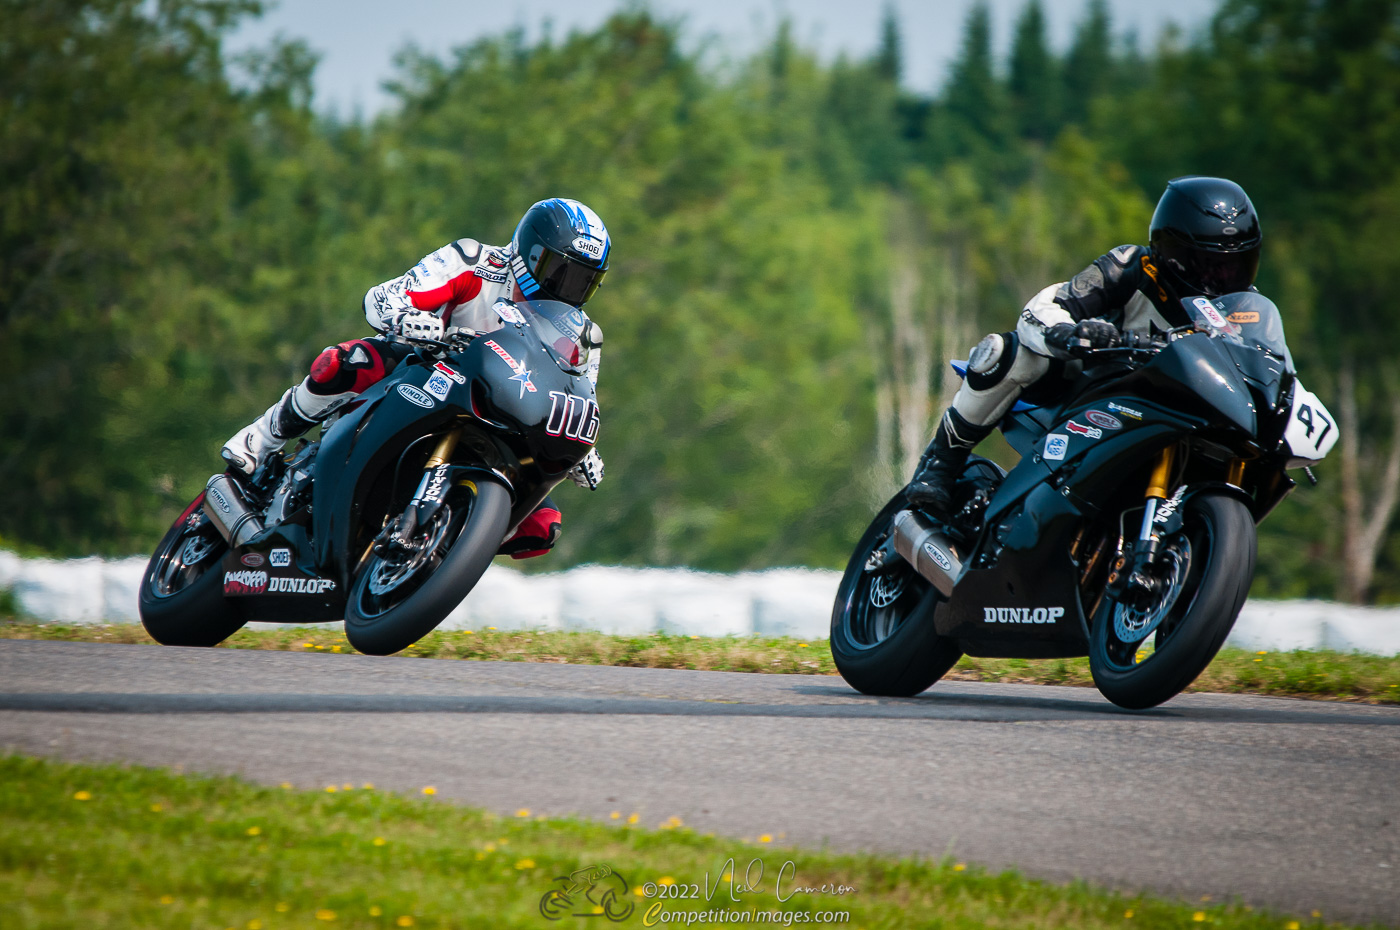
[1284,381,1339,464]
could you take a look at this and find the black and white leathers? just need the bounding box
[952,244,1191,428]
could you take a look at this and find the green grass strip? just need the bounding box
[0,754,1363,929]
[4,620,1399,704]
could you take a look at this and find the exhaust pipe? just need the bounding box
[891,509,965,596]
[202,474,265,547]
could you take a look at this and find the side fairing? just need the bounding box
[469,327,600,468]
[309,326,601,586]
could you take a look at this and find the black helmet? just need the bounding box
[509,198,610,307]
[1149,176,1261,298]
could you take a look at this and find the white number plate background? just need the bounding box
[1284,381,1338,464]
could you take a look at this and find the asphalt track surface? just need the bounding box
[1,641,1398,924]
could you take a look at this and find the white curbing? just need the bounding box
[2,550,1398,655]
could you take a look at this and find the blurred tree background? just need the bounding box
[3,0,1400,602]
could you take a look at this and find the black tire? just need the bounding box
[344,479,511,656]
[830,490,963,697]
[1089,491,1256,709]
[139,496,246,647]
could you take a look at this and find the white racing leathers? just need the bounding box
[222,237,603,478]
[948,243,1187,428]
[365,237,601,387]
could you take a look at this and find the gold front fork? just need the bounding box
[1227,457,1246,487]
[1145,445,1176,501]
[355,428,464,578]
[1136,443,1179,555]
[425,428,463,469]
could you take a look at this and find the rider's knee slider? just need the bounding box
[966,332,1020,392]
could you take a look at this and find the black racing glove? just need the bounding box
[1044,319,1121,357]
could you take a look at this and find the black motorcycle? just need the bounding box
[139,298,601,655]
[832,292,1338,709]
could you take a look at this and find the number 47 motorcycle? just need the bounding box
[832,292,1338,709]
[138,298,601,656]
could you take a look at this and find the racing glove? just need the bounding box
[1045,319,1121,357]
[391,310,445,343]
[568,449,605,490]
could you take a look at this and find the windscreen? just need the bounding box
[510,298,593,375]
[1181,292,1293,371]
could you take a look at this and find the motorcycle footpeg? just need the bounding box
[863,535,899,573]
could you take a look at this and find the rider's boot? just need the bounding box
[905,410,993,520]
[220,386,317,476]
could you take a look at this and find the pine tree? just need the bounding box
[1008,0,1060,141]
[875,3,901,84]
[1063,0,1113,126]
[936,2,1014,159]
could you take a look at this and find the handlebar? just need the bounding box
[387,331,478,359]
[1073,325,1196,363]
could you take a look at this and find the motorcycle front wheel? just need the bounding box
[830,491,962,697]
[1089,491,1256,709]
[139,495,247,647]
[344,478,511,656]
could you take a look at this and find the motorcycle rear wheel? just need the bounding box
[344,478,511,656]
[139,495,247,647]
[830,491,962,697]
[1089,491,1256,709]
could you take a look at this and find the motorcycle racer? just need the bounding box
[906,176,1264,517]
[220,198,610,558]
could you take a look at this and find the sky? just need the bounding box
[227,0,1222,116]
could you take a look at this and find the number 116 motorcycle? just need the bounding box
[138,298,601,656]
[831,292,1338,709]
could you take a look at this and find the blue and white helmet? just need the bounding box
[510,198,611,307]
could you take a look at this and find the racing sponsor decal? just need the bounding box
[1065,420,1103,439]
[223,570,268,595]
[1108,402,1143,420]
[208,485,233,514]
[509,368,535,398]
[1192,297,1230,329]
[240,553,265,568]
[1228,311,1261,324]
[397,384,435,408]
[545,391,600,444]
[1084,410,1122,430]
[422,464,450,502]
[425,371,453,401]
[433,361,466,384]
[572,236,605,260]
[484,339,524,370]
[1153,485,1188,524]
[485,249,509,268]
[484,340,538,397]
[474,266,507,284]
[268,577,336,595]
[923,542,953,573]
[270,548,291,568]
[984,606,1065,624]
[1043,433,1069,461]
[492,301,525,325]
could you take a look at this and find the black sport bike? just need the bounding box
[832,293,1338,709]
[139,298,600,655]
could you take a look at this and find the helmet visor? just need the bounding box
[532,248,607,306]
[1160,239,1260,297]
[1192,247,1260,297]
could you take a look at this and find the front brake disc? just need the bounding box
[1113,537,1192,644]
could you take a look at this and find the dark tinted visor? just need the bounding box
[533,249,606,306]
[1162,240,1260,298]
